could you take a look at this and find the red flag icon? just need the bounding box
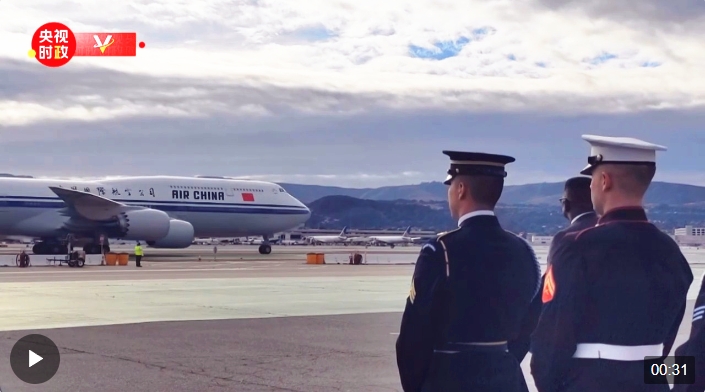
[242,193,255,202]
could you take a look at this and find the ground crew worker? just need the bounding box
[395,150,541,392]
[672,272,705,391]
[530,135,693,392]
[134,242,143,267]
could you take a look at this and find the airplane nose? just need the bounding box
[291,195,311,221]
[296,198,310,214]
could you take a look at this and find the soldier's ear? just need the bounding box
[600,170,612,192]
[457,180,468,200]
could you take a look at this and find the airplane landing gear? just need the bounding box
[258,235,272,254]
[31,236,110,255]
[258,244,271,254]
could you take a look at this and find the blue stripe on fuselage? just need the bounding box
[0,196,310,215]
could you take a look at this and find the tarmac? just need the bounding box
[0,243,701,391]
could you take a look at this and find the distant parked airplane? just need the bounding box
[306,227,349,244]
[367,227,420,248]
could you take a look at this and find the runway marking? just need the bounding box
[0,275,413,331]
[390,332,399,335]
[0,267,263,275]
[0,263,415,275]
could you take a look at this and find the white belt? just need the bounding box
[572,343,663,361]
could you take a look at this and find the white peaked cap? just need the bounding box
[580,134,667,175]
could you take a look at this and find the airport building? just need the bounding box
[673,226,705,246]
[674,225,705,236]
[527,234,553,245]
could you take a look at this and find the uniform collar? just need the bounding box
[570,211,595,225]
[597,207,648,225]
[458,210,495,227]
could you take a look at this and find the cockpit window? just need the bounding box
[279,188,286,193]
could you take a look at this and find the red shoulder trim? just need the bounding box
[574,220,654,240]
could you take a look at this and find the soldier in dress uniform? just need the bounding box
[550,176,597,266]
[395,150,541,392]
[672,272,705,392]
[527,177,598,350]
[530,135,694,392]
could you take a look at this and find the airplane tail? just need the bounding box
[402,226,411,237]
[340,226,349,236]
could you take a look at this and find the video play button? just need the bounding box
[29,350,42,367]
[10,334,60,384]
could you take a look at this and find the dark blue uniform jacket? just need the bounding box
[530,207,693,392]
[526,212,599,353]
[395,214,541,392]
[673,272,705,392]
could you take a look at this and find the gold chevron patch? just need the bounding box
[409,280,416,304]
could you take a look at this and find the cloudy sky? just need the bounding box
[1,0,704,188]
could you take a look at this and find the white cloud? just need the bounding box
[1,0,704,125]
[0,99,194,126]
[212,170,579,188]
[232,172,427,188]
[1,0,705,188]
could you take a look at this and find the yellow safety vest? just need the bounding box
[134,245,143,256]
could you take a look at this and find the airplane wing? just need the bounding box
[49,186,126,221]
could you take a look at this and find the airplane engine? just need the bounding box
[146,219,195,248]
[111,209,171,241]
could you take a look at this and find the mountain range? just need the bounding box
[281,181,705,206]
[2,174,703,234]
[284,181,705,234]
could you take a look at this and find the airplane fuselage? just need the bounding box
[369,236,414,244]
[0,176,310,241]
[309,236,345,243]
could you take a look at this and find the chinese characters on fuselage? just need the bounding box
[70,186,155,197]
[172,190,225,201]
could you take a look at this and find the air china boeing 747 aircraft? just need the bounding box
[0,175,311,255]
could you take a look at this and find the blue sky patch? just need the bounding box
[472,27,492,36]
[408,27,493,60]
[409,37,470,60]
[588,52,617,65]
[641,61,661,68]
[290,26,336,41]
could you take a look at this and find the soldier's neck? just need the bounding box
[601,197,644,216]
[457,205,494,217]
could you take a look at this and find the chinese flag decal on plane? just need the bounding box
[241,193,254,202]
[542,265,556,303]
